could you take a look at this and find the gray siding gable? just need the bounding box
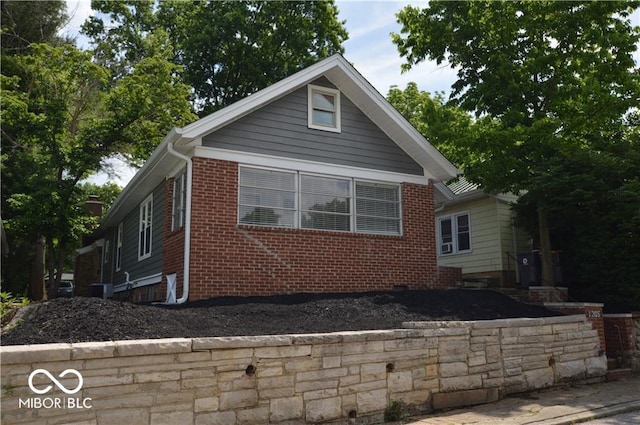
[202,78,424,175]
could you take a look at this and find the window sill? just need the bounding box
[237,224,402,239]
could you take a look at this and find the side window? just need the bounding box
[438,212,471,255]
[439,217,454,254]
[355,182,401,235]
[139,195,153,260]
[172,171,186,231]
[115,222,123,271]
[104,240,110,264]
[300,174,351,231]
[308,84,341,132]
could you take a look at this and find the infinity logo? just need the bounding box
[28,369,84,395]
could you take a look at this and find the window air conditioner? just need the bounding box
[441,243,453,254]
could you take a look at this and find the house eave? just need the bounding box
[102,128,186,227]
[103,54,460,228]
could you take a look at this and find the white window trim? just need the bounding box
[238,165,298,228]
[104,240,110,264]
[172,170,186,231]
[300,172,352,233]
[138,194,153,261]
[195,146,430,185]
[437,211,472,256]
[115,222,123,271]
[355,180,403,236]
[238,165,402,236]
[307,84,341,133]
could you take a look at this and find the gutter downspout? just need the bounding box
[166,139,192,304]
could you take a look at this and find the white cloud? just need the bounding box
[338,1,457,96]
[60,0,93,48]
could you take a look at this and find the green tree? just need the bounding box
[1,0,69,54]
[1,43,196,298]
[83,0,348,115]
[393,1,640,287]
[386,82,472,168]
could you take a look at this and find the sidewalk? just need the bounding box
[402,375,640,425]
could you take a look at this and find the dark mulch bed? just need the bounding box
[0,289,563,346]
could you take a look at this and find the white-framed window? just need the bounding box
[238,166,402,235]
[437,212,471,255]
[115,222,123,271]
[172,170,186,231]
[308,84,341,132]
[301,174,351,231]
[355,182,402,235]
[139,194,153,260]
[104,240,110,264]
[239,167,297,227]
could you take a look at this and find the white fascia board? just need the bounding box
[76,238,105,256]
[113,272,162,293]
[102,128,184,227]
[322,62,460,182]
[433,182,456,201]
[195,146,431,185]
[180,55,347,142]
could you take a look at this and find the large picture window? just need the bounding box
[139,195,153,260]
[239,167,296,227]
[301,175,351,231]
[239,166,402,235]
[437,212,471,255]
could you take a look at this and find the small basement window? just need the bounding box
[308,84,341,132]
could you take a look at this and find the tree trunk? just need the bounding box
[537,206,554,286]
[28,236,46,300]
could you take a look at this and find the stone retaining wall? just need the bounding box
[0,315,607,425]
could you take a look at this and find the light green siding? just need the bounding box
[436,196,518,275]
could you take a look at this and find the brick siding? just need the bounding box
[166,157,443,300]
[162,177,185,300]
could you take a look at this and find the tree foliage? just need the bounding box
[83,0,348,115]
[393,1,640,301]
[1,0,69,54]
[1,43,196,297]
[386,83,472,168]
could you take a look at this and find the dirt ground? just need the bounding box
[0,289,563,346]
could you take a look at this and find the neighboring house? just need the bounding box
[77,54,459,303]
[434,177,532,287]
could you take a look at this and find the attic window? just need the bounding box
[308,84,341,132]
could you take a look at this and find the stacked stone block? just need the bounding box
[1,315,606,425]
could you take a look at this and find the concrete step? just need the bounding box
[606,368,633,382]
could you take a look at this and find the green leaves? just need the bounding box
[386,83,474,169]
[102,55,197,164]
[86,0,348,115]
[1,41,196,296]
[393,0,640,298]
